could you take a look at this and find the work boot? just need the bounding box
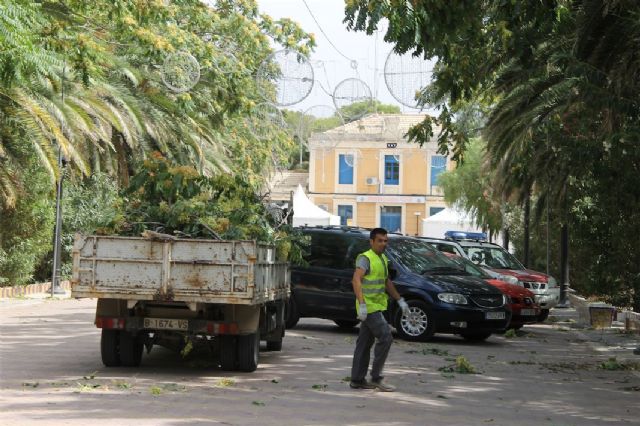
[371,378,396,392]
[349,379,376,390]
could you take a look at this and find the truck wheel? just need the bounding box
[266,327,284,352]
[394,300,435,342]
[120,331,143,367]
[334,319,359,329]
[219,336,237,371]
[237,333,259,372]
[538,309,550,322]
[460,331,492,342]
[101,329,121,367]
[285,298,300,329]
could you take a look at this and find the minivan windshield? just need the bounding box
[462,245,524,270]
[445,254,492,279]
[388,238,467,275]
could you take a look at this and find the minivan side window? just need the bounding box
[345,238,370,269]
[305,233,350,269]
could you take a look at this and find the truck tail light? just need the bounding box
[206,322,239,335]
[96,317,126,329]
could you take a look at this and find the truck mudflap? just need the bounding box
[95,316,240,335]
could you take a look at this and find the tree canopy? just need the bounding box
[0,0,314,284]
[345,1,640,309]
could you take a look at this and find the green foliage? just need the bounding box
[108,153,309,263]
[348,1,640,309]
[33,172,122,282]
[438,355,478,374]
[0,142,54,286]
[438,138,503,234]
[0,0,316,284]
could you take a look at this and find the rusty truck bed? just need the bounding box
[71,235,289,305]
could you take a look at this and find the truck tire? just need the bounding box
[219,336,237,371]
[119,331,143,367]
[266,327,284,352]
[101,329,121,367]
[285,298,300,329]
[394,300,435,342]
[237,333,259,372]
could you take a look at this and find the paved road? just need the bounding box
[1,297,639,426]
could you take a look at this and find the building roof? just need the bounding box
[267,170,309,202]
[309,113,438,146]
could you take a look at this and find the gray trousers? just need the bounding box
[351,311,393,382]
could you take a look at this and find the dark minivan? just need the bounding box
[286,227,511,342]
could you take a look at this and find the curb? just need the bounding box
[0,281,71,299]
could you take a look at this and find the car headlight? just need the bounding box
[547,276,558,288]
[503,294,511,305]
[437,293,468,305]
[499,274,519,285]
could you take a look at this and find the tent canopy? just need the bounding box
[292,184,341,227]
[421,207,482,238]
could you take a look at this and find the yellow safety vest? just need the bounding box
[355,249,389,314]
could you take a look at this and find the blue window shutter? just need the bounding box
[338,154,353,184]
[384,155,399,185]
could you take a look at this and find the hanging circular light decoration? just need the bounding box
[343,149,363,167]
[383,50,433,108]
[332,78,373,121]
[298,105,345,150]
[257,49,315,106]
[161,51,201,93]
[248,102,286,140]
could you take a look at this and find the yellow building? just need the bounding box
[308,114,453,236]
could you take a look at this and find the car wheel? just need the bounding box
[394,300,435,342]
[334,319,359,329]
[538,309,550,322]
[460,331,492,342]
[285,298,300,329]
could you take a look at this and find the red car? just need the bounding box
[443,253,541,329]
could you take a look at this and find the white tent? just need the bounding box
[421,207,483,238]
[292,184,341,227]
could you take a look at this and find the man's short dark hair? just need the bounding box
[370,228,388,240]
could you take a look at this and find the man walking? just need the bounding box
[350,227,410,392]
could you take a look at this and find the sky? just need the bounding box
[257,0,432,115]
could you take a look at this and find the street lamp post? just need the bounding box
[50,58,67,297]
[50,149,66,296]
[414,211,421,236]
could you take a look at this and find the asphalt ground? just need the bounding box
[1,296,639,426]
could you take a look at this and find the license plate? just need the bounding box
[143,318,188,331]
[520,309,537,316]
[485,311,506,320]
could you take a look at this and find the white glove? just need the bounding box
[357,303,368,322]
[398,298,410,316]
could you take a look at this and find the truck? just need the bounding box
[71,234,289,372]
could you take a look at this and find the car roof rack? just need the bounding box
[444,230,487,241]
